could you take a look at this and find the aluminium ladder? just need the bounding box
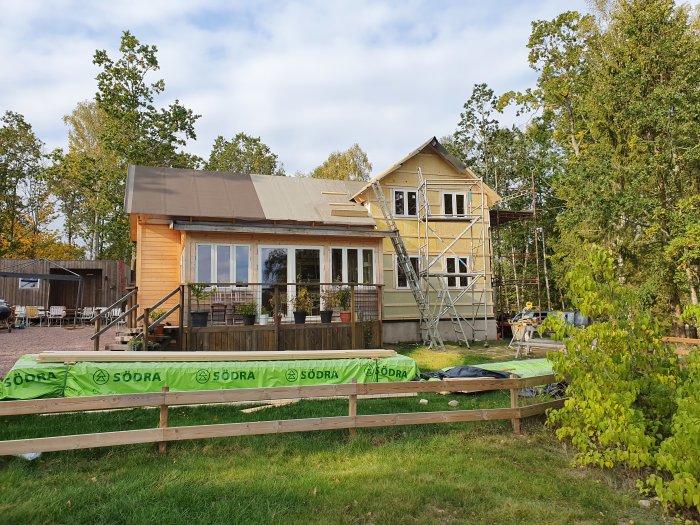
[371,181,445,350]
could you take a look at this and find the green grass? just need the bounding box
[0,345,669,525]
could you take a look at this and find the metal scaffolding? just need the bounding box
[372,168,491,350]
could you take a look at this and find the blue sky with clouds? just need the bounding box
[0,0,587,175]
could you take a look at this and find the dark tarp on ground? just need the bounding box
[419,366,510,380]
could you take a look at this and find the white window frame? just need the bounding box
[395,255,420,289]
[393,189,418,217]
[194,243,250,286]
[442,192,467,217]
[445,256,471,288]
[330,247,376,284]
[258,245,325,318]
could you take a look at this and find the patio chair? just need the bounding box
[211,303,227,325]
[48,306,66,327]
[14,306,26,328]
[79,307,95,325]
[25,306,40,326]
[110,307,125,327]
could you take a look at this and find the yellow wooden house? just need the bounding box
[125,137,498,344]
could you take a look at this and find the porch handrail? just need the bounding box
[147,303,180,332]
[90,304,140,340]
[90,287,138,323]
[135,287,182,323]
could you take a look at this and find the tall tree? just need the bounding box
[93,30,200,169]
[205,133,284,175]
[310,144,371,181]
[0,111,43,256]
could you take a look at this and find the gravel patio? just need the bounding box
[0,325,117,376]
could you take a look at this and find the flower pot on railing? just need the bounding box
[259,314,269,325]
[293,312,307,324]
[339,311,352,323]
[320,310,333,323]
[242,314,256,326]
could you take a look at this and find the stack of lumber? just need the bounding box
[35,349,396,363]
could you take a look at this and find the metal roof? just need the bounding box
[125,165,374,227]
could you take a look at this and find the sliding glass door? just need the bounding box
[259,246,322,316]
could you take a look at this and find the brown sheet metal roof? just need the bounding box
[125,165,374,226]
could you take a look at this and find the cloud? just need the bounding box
[0,0,587,173]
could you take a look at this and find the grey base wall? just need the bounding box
[382,318,497,344]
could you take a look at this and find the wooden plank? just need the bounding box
[0,376,558,417]
[330,209,370,217]
[35,349,397,363]
[0,407,525,455]
[662,336,700,345]
[518,399,565,417]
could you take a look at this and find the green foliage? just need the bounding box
[148,308,167,322]
[237,301,257,316]
[320,287,337,310]
[310,143,371,181]
[293,287,312,314]
[646,352,700,514]
[205,133,284,175]
[547,246,679,469]
[189,284,215,309]
[93,31,200,169]
[335,286,351,310]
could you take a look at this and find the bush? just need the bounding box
[647,352,700,514]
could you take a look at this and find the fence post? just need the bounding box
[350,284,356,350]
[510,374,521,434]
[186,284,192,351]
[348,378,357,437]
[159,386,170,453]
[178,285,184,352]
[93,316,101,351]
[274,284,281,352]
[143,307,151,346]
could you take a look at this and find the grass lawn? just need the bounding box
[0,344,669,524]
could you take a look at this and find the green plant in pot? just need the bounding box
[336,286,352,323]
[238,301,257,326]
[320,287,336,323]
[190,283,215,327]
[293,287,312,324]
[148,308,167,339]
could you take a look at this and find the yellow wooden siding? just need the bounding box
[135,221,182,322]
[363,151,495,321]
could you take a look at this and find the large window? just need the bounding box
[196,244,249,284]
[394,189,417,217]
[396,256,420,289]
[446,256,470,288]
[260,246,322,315]
[443,193,466,217]
[331,248,374,284]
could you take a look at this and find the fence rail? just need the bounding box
[0,374,563,456]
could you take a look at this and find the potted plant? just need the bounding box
[320,287,336,323]
[190,283,215,327]
[270,291,287,324]
[336,286,352,323]
[238,301,257,326]
[148,308,167,341]
[293,287,312,324]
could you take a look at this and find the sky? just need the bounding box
[0,0,588,176]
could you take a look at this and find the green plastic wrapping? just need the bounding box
[474,358,554,378]
[0,354,419,400]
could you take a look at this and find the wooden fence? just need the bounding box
[0,374,564,456]
[187,320,382,352]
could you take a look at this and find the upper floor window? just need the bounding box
[196,244,249,284]
[394,189,417,217]
[443,193,467,217]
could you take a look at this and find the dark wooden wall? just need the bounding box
[0,259,130,308]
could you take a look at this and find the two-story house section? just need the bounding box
[351,137,500,344]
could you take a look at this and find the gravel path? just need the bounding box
[0,325,117,377]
